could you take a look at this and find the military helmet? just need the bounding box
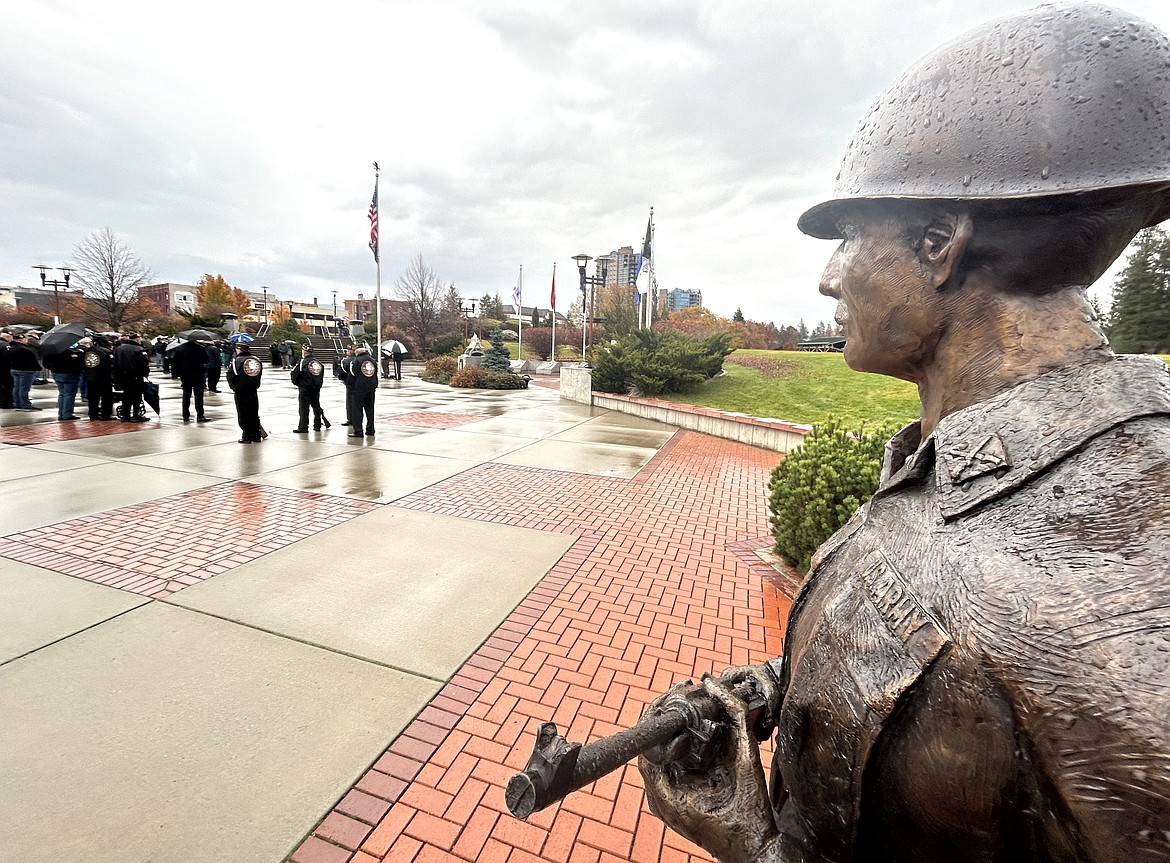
[799,3,1170,239]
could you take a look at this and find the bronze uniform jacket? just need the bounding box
[770,356,1170,863]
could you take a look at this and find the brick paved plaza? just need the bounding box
[0,367,792,863]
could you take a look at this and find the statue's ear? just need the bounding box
[921,212,973,290]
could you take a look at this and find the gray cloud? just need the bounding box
[3,0,1168,328]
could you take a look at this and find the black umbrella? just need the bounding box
[38,322,90,357]
[177,329,216,342]
[142,380,161,414]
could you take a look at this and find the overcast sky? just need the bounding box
[3,0,1169,327]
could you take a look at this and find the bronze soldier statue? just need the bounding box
[636,4,1170,861]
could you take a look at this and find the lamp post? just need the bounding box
[573,254,609,364]
[332,290,338,331]
[33,265,74,322]
[260,286,270,327]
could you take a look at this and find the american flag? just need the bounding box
[368,181,379,263]
[550,269,556,310]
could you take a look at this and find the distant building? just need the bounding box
[796,336,846,352]
[140,283,197,317]
[664,288,702,312]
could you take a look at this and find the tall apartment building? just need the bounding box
[594,246,639,288]
[664,288,702,311]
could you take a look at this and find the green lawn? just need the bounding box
[669,351,921,429]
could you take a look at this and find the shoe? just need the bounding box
[341,421,351,426]
[293,428,308,434]
[312,425,321,431]
[348,432,364,438]
[238,438,253,444]
[196,416,210,423]
[183,417,191,423]
[60,416,81,421]
[365,430,375,436]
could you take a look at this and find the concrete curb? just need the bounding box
[559,366,810,453]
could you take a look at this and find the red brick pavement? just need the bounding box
[290,431,792,863]
[0,419,152,446]
[0,483,376,599]
[386,413,485,430]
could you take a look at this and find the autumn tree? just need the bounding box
[195,274,235,317]
[394,253,447,353]
[70,227,155,330]
[229,287,253,320]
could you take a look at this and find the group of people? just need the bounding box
[0,329,154,423]
[3,329,397,444]
[222,341,381,443]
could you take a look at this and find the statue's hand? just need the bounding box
[638,674,780,863]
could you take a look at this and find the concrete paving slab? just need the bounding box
[586,411,681,431]
[36,424,240,458]
[0,446,106,481]
[248,448,477,502]
[390,428,538,461]
[0,462,221,533]
[171,506,574,679]
[127,437,348,478]
[494,437,660,478]
[550,422,676,448]
[0,602,437,863]
[0,562,148,663]
[460,414,583,438]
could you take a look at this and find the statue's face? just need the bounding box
[818,212,944,383]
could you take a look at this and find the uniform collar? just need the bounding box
[877,356,1170,520]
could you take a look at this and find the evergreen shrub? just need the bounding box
[484,329,511,372]
[768,416,896,573]
[592,329,732,397]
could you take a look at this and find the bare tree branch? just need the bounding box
[70,227,154,330]
[394,253,446,352]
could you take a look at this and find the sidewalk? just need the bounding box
[0,368,792,863]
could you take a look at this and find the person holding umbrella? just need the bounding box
[227,340,264,443]
[173,331,213,423]
[114,334,150,423]
[39,323,89,421]
[290,344,328,433]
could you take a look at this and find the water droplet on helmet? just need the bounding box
[1099,35,1112,47]
[1041,166,1051,179]
[962,174,972,187]
[1001,56,1015,66]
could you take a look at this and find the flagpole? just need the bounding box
[551,262,557,362]
[646,207,654,329]
[517,264,523,363]
[374,163,382,360]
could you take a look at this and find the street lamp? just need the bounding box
[33,265,74,322]
[573,254,608,364]
[332,290,338,330]
[260,285,270,327]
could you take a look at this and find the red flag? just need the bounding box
[550,270,556,310]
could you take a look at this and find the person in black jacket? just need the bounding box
[0,330,13,409]
[113,334,150,422]
[7,332,42,410]
[226,342,263,443]
[290,344,326,432]
[346,344,379,438]
[205,342,224,393]
[80,336,115,421]
[45,341,85,421]
[337,345,356,426]
[172,338,209,422]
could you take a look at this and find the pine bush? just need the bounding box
[768,416,896,572]
[484,328,511,372]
